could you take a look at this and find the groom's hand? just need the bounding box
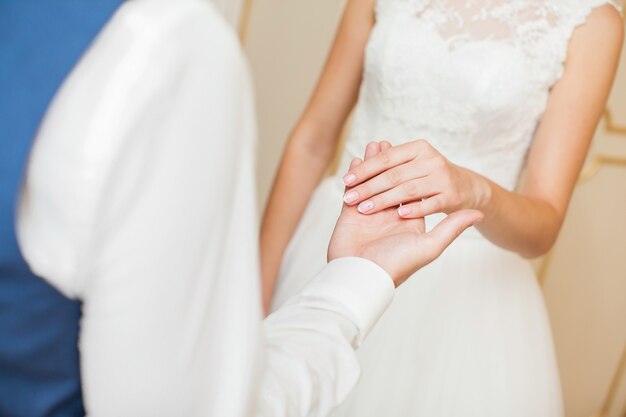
[328,142,483,287]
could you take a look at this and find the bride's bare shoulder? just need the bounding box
[567,3,624,63]
[585,3,624,44]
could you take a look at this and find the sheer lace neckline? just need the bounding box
[396,0,623,51]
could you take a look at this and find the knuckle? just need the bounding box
[357,184,370,198]
[378,150,391,165]
[432,155,447,168]
[452,196,464,210]
[386,169,402,186]
[372,195,386,207]
[417,139,434,152]
[402,181,420,198]
[441,169,453,184]
[442,192,454,205]
[429,197,444,212]
[440,195,457,212]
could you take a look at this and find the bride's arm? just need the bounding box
[338,5,623,259]
[260,0,376,313]
[477,6,624,257]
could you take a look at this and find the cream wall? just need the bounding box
[243,0,346,208]
[541,45,626,416]
[243,3,626,416]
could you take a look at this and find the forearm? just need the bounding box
[260,0,375,312]
[260,122,337,311]
[473,173,562,258]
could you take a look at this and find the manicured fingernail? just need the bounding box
[398,206,411,216]
[343,191,359,204]
[343,173,357,186]
[358,200,374,213]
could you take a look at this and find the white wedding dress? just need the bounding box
[271,0,622,416]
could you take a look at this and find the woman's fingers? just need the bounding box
[364,141,381,161]
[342,139,428,187]
[397,195,447,218]
[350,157,363,170]
[345,158,363,192]
[354,178,436,214]
[343,160,433,206]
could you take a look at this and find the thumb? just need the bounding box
[421,209,484,260]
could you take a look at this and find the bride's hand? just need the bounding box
[328,143,483,287]
[341,140,490,219]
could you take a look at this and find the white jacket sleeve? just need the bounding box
[258,258,394,417]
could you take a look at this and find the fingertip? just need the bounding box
[357,200,375,214]
[427,209,479,244]
[365,141,381,160]
[472,210,485,225]
[457,209,485,226]
[443,210,485,235]
[398,205,412,217]
[381,140,392,151]
[343,158,362,186]
[349,157,363,169]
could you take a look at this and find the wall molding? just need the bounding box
[590,344,626,417]
[605,109,626,136]
[578,154,626,182]
[539,154,626,283]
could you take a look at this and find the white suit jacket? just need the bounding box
[17,1,395,416]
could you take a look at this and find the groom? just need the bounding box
[2,1,481,416]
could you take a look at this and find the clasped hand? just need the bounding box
[341,139,490,219]
[328,141,483,287]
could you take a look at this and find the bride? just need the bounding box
[260,0,623,415]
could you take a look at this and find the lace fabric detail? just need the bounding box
[348,0,622,190]
[551,0,623,82]
[374,0,622,86]
[413,0,620,48]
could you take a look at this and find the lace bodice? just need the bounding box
[343,0,622,190]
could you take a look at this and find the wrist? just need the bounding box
[463,168,492,211]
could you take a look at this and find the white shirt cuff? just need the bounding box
[299,257,395,346]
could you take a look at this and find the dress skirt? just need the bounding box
[271,176,563,417]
